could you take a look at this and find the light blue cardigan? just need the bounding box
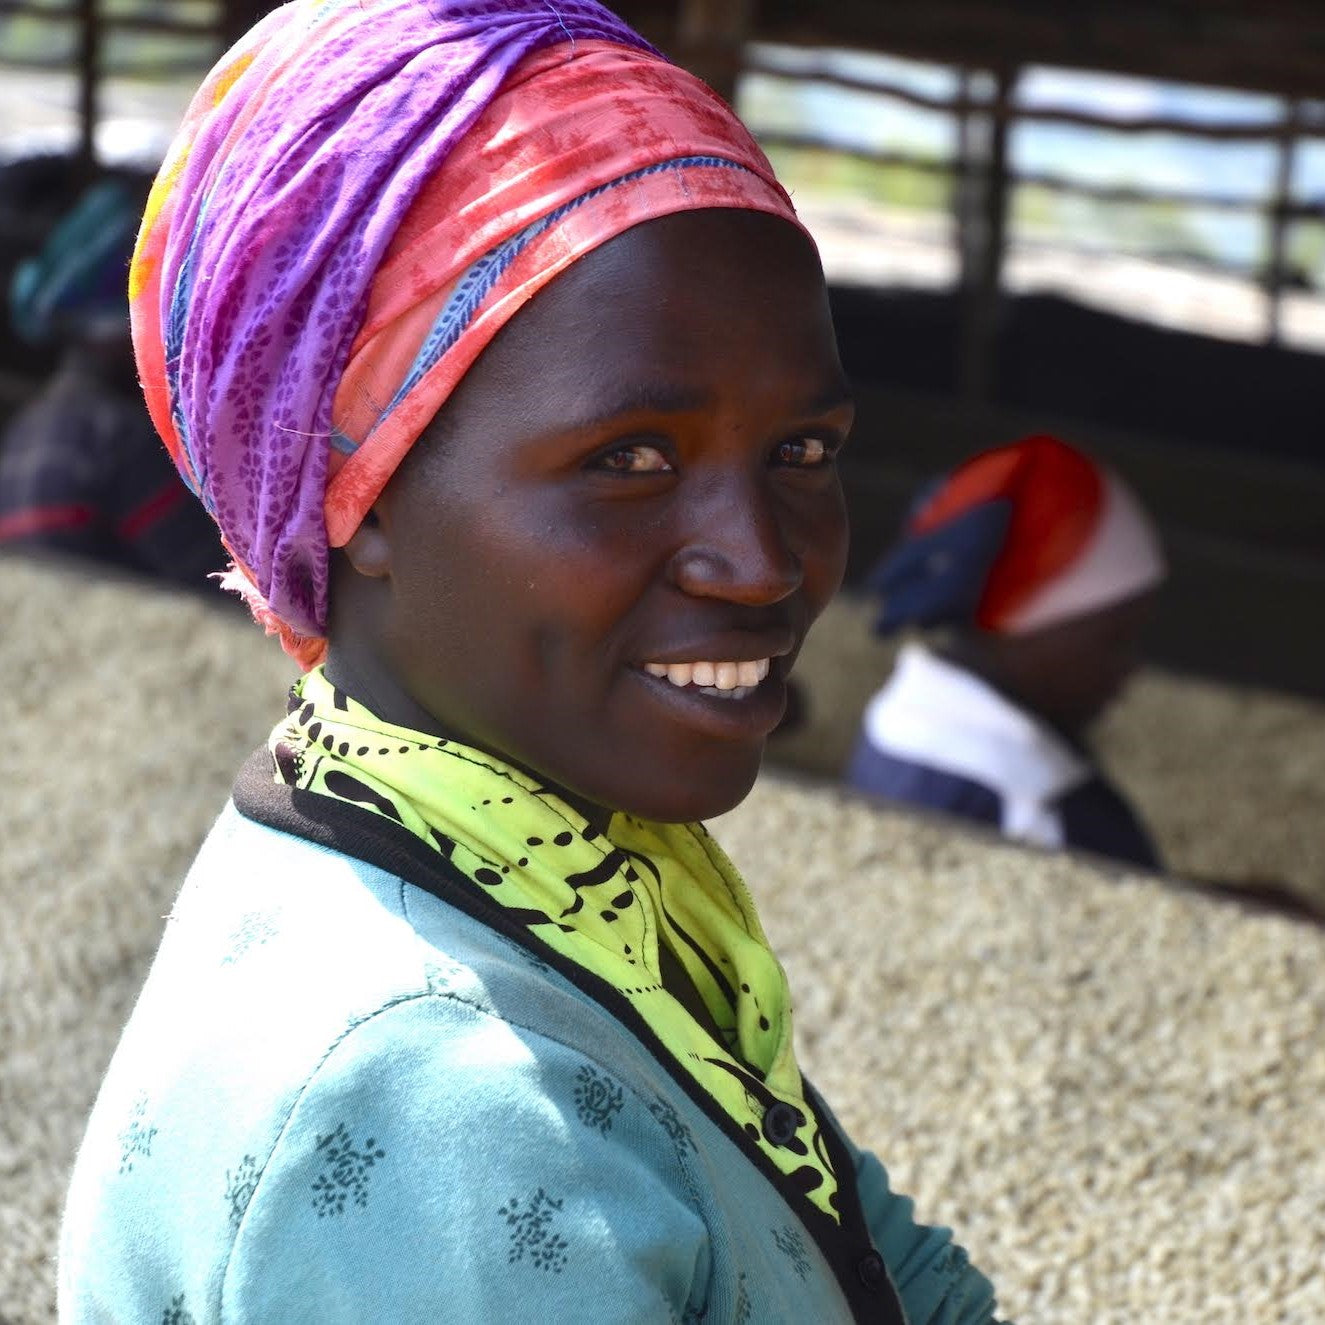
[60,774,1005,1323]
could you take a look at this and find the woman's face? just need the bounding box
[335,209,852,821]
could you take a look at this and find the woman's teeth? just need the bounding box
[642,658,771,699]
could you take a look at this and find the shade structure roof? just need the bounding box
[610,0,1325,101]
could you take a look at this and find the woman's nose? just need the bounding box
[666,478,803,605]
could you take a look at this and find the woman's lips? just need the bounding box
[630,656,787,736]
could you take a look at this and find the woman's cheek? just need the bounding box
[798,489,850,600]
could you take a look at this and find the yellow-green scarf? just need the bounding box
[270,667,840,1219]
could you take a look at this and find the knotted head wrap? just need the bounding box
[870,435,1166,636]
[130,0,805,666]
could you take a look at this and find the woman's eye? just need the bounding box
[774,436,832,467]
[593,442,674,474]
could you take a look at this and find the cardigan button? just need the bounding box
[857,1250,888,1291]
[761,1101,803,1146]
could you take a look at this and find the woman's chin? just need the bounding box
[608,751,766,825]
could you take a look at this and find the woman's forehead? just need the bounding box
[486,210,842,391]
[562,208,825,300]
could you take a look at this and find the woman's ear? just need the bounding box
[341,506,392,579]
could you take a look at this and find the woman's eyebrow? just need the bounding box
[567,383,713,431]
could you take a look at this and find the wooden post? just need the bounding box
[1265,98,1300,347]
[958,66,1015,402]
[76,0,99,176]
[954,68,985,294]
[677,0,753,104]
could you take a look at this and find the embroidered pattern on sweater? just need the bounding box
[499,1188,569,1273]
[118,1093,157,1174]
[648,1094,697,1155]
[734,1271,752,1323]
[310,1123,386,1216]
[573,1065,625,1135]
[773,1224,812,1281]
[221,909,280,965]
[224,1154,261,1228]
[160,1294,195,1325]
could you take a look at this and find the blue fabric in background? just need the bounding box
[10,179,139,345]
[869,499,1013,636]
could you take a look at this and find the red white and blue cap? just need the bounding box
[871,435,1167,636]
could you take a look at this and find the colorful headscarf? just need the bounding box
[130,0,805,665]
[11,178,141,345]
[870,435,1166,636]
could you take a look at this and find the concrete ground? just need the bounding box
[3,555,1323,1322]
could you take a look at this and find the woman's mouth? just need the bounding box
[641,658,771,701]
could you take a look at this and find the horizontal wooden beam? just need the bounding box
[759,132,1325,221]
[746,55,1320,143]
[605,0,1325,107]
[749,1,1325,104]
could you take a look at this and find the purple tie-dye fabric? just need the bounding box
[136,0,652,637]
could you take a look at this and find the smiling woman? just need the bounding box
[59,3,1005,1322]
[331,209,854,823]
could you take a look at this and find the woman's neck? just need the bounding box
[322,644,614,835]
